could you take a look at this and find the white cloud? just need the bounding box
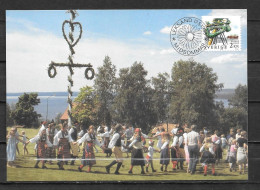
[207,9,247,27]
[160,48,174,55]
[6,18,247,92]
[160,26,171,34]
[143,31,152,35]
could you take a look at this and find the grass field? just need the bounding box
[7,127,248,181]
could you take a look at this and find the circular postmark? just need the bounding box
[170,17,207,56]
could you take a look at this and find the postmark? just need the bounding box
[170,17,207,56]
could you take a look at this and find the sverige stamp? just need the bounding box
[202,16,241,51]
[170,16,241,55]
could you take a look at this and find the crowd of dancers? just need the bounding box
[6,122,248,176]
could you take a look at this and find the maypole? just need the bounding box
[48,10,95,127]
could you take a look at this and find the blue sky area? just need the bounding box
[6,10,247,92]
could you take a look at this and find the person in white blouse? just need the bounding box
[98,126,113,157]
[153,127,163,149]
[53,122,73,170]
[105,124,124,175]
[128,128,147,174]
[46,123,58,164]
[74,125,103,173]
[183,127,191,173]
[159,132,171,172]
[26,128,52,169]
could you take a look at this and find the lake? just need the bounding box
[6,93,230,121]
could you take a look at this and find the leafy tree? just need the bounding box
[6,103,14,127]
[228,84,248,111]
[151,72,171,124]
[11,93,41,128]
[169,59,223,129]
[72,86,100,128]
[113,62,157,133]
[55,112,63,124]
[94,56,116,126]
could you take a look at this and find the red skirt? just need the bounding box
[58,138,71,159]
[82,142,96,166]
[37,141,47,159]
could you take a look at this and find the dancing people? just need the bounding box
[76,125,103,172]
[27,128,53,169]
[105,124,125,174]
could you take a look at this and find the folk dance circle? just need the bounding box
[7,122,248,176]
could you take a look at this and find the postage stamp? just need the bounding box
[202,16,241,51]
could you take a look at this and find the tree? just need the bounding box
[6,103,14,127]
[113,62,157,133]
[72,86,100,128]
[151,72,171,124]
[221,84,248,131]
[169,59,223,129]
[55,112,63,124]
[11,93,41,128]
[228,84,248,111]
[94,56,116,126]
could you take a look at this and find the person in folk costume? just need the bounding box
[123,125,134,158]
[236,131,248,175]
[26,128,53,169]
[6,127,25,168]
[46,123,58,164]
[145,140,159,172]
[228,139,237,172]
[226,130,235,163]
[68,122,80,165]
[183,127,191,173]
[153,127,165,148]
[172,128,185,170]
[76,125,103,172]
[53,122,73,170]
[98,126,113,157]
[200,137,216,176]
[159,131,171,172]
[211,130,222,165]
[236,129,242,140]
[105,124,125,174]
[127,128,147,174]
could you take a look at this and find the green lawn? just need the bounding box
[7,127,248,181]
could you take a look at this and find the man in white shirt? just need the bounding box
[105,124,124,174]
[187,125,200,174]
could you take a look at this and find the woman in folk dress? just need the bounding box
[27,128,53,169]
[76,125,103,172]
[236,131,248,175]
[53,122,73,170]
[159,132,171,172]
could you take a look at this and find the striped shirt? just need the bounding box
[187,131,199,146]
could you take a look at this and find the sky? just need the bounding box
[6,9,247,93]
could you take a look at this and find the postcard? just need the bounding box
[6,9,247,181]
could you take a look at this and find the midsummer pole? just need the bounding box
[48,10,95,127]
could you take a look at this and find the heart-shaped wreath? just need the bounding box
[62,20,83,48]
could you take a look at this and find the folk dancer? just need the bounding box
[27,128,53,169]
[46,123,58,164]
[159,132,171,172]
[69,123,79,165]
[128,128,147,174]
[76,125,103,172]
[105,124,125,174]
[53,122,73,170]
